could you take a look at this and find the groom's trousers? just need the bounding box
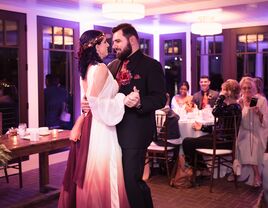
[122,148,154,208]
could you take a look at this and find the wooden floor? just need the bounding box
[0,159,263,208]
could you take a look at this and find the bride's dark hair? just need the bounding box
[78,30,105,80]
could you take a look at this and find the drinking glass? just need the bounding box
[18,123,27,137]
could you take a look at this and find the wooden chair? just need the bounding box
[192,115,241,192]
[146,112,180,178]
[3,157,27,188]
[0,110,27,188]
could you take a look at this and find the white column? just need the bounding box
[186,29,192,93]
[201,39,209,76]
[27,13,39,128]
[255,44,265,78]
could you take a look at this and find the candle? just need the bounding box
[52,129,58,138]
[12,135,18,145]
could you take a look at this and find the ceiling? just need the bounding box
[1,0,268,33]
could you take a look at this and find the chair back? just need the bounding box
[155,112,168,146]
[0,104,18,134]
[212,114,241,157]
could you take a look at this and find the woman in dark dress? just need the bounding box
[182,79,242,168]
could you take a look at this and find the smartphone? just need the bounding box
[249,97,258,107]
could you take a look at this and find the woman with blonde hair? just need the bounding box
[237,76,268,187]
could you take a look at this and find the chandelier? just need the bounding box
[102,1,145,20]
[190,9,222,36]
[191,22,222,36]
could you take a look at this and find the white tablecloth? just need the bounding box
[179,117,214,139]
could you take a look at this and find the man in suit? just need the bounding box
[192,75,219,110]
[108,23,166,208]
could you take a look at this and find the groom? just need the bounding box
[82,23,166,207]
[108,23,166,208]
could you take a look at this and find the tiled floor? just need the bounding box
[0,160,262,208]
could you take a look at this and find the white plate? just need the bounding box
[39,131,50,136]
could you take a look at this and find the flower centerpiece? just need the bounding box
[0,144,11,165]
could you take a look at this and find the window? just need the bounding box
[196,35,223,91]
[37,16,79,128]
[236,32,268,96]
[0,10,27,133]
[160,33,186,100]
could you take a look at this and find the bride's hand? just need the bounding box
[124,86,140,108]
[81,96,90,114]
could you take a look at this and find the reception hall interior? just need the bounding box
[0,0,268,207]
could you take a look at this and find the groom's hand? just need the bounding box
[81,96,90,114]
[124,86,140,108]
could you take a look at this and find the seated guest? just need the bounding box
[171,81,197,117]
[192,75,219,110]
[237,77,268,187]
[182,79,242,169]
[143,94,180,180]
[156,93,180,143]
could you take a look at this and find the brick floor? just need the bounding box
[0,161,262,208]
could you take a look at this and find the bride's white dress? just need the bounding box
[76,64,130,208]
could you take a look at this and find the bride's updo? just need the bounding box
[78,30,105,79]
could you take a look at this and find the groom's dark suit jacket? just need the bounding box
[108,50,166,149]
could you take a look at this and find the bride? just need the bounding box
[58,30,135,208]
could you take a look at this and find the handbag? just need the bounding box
[70,114,85,141]
[170,155,193,188]
[60,102,71,122]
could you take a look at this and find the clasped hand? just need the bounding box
[124,86,140,108]
[81,86,141,113]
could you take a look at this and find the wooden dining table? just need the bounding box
[0,130,70,193]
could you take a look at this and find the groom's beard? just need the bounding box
[116,42,132,61]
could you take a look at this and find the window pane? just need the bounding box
[0,48,19,133]
[248,54,256,75]
[237,54,245,81]
[164,40,173,55]
[247,34,257,52]
[258,33,268,53]
[54,26,63,49]
[164,56,182,98]
[215,35,223,53]
[0,20,3,46]
[209,55,221,74]
[173,39,181,55]
[237,35,246,53]
[206,36,213,54]
[43,26,52,49]
[6,20,18,46]
[196,36,203,55]
[64,28,73,50]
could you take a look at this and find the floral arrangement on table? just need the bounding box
[0,144,11,165]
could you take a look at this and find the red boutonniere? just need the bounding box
[116,69,133,87]
[133,74,141,80]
